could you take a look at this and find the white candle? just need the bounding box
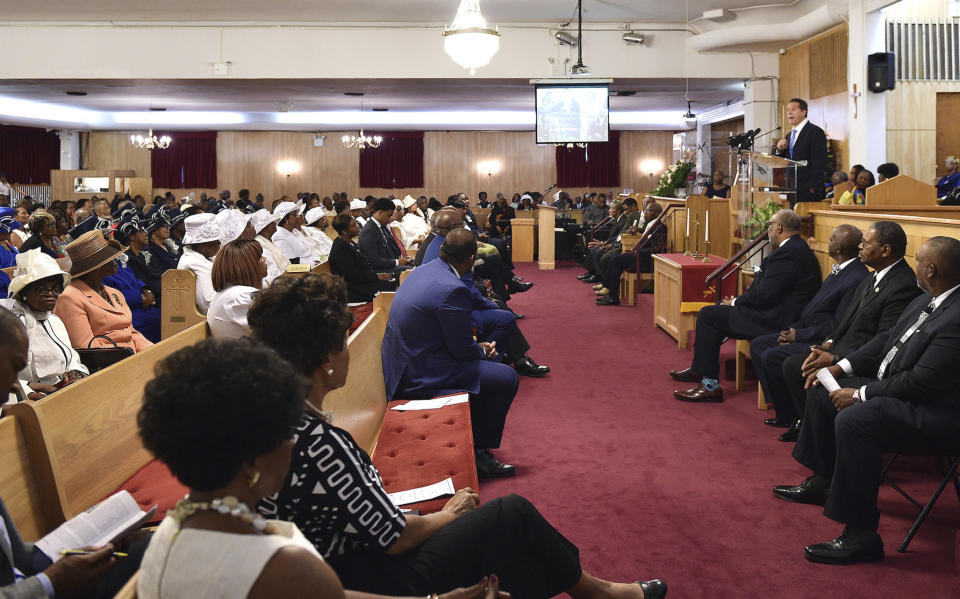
[705,210,710,243]
[685,208,690,237]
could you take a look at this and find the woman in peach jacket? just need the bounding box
[55,230,153,352]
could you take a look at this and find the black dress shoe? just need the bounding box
[581,274,600,283]
[804,527,884,565]
[674,384,724,403]
[512,313,526,320]
[635,579,667,599]
[773,475,829,506]
[514,356,550,377]
[475,450,516,479]
[764,417,792,428]
[596,295,620,305]
[509,281,534,293]
[779,420,801,442]
[668,367,701,382]
[576,273,592,280]
[512,275,524,282]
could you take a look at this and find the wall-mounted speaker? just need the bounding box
[868,52,896,93]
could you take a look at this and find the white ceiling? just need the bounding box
[0,0,790,24]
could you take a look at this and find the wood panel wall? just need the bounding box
[779,24,849,171]
[886,82,960,183]
[85,130,675,203]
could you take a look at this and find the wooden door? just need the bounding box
[936,92,960,178]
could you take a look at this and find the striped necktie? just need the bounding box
[789,129,797,158]
[877,300,936,380]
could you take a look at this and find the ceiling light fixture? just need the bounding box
[622,31,644,45]
[554,31,577,46]
[442,0,501,75]
[682,100,697,128]
[556,142,587,150]
[130,128,172,151]
[342,103,382,150]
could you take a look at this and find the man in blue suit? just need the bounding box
[382,229,519,478]
[749,225,868,437]
[671,209,822,402]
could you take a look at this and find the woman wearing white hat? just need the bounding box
[1,249,88,399]
[399,195,430,248]
[176,213,222,314]
[302,206,334,258]
[250,209,290,284]
[271,201,317,268]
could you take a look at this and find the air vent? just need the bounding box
[150,107,167,111]
[372,107,389,112]
[343,92,365,96]
[65,91,87,96]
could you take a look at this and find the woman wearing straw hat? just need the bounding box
[1,249,87,397]
[54,231,153,352]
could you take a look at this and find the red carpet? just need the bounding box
[480,262,960,597]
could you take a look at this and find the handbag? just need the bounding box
[75,335,135,373]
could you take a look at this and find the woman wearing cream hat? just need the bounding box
[1,249,87,398]
[54,231,153,353]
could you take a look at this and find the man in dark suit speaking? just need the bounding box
[774,98,828,205]
[774,237,960,565]
[670,209,822,402]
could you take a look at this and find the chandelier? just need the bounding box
[341,129,382,150]
[442,0,500,75]
[556,143,587,150]
[130,129,172,150]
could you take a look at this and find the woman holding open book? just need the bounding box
[136,336,502,599]
[246,273,668,599]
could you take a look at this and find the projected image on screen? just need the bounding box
[536,85,609,144]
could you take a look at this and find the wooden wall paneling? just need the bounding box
[618,131,675,195]
[936,92,960,178]
[886,82,960,183]
[85,132,151,175]
[809,28,848,99]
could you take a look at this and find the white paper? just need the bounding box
[391,393,469,411]
[816,368,841,392]
[387,477,456,507]
[35,491,153,561]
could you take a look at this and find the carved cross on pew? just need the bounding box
[164,272,191,313]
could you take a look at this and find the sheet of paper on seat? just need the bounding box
[391,393,469,411]
[387,477,456,507]
[816,368,841,392]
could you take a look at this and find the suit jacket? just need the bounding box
[847,291,960,402]
[0,497,45,599]
[382,258,485,399]
[787,258,869,343]
[829,259,922,356]
[414,232,436,267]
[357,219,401,272]
[329,237,386,303]
[729,235,822,336]
[54,280,152,352]
[126,248,165,305]
[773,121,828,203]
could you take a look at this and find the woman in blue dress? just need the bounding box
[0,207,20,298]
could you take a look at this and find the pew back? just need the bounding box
[7,323,210,525]
[323,293,394,456]
[0,415,57,541]
[160,269,205,340]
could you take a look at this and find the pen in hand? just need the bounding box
[60,549,128,558]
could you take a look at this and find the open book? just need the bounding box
[35,490,157,562]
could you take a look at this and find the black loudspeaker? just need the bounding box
[868,52,896,93]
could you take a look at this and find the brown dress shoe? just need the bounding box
[596,288,609,296]
[669,367,701,382]
[674,384,724,402]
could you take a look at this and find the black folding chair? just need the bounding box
[880,453,960,552]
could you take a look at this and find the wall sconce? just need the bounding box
[639,159,664,177]
[277,160,300,177]
[477,160,501,177]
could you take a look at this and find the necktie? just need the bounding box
[830,264,840,276]
[380,224,399,258]
[877,300,936,380]
[789,129,797,158]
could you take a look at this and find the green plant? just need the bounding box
[652,160,695,197]
[744,200,782,239]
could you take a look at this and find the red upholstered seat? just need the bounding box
[373,401,479,514]
[348,302,374,333]
[112,459,187,521]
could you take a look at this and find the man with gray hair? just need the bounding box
[671,209,822,402]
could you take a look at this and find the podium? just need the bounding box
[731,150,804,245]
[537,206,557,270]
[511,218,535,262]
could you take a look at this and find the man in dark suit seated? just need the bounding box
[670,209,822,402]
[773,237,960,565]
[748,224,868,438]
[775,221,922,440]
[595,202,668,306]
[358,197,414,276]
[382,229,519,478]
[0,309,145,599]
[773,97,828,205]
[578,199,634,284]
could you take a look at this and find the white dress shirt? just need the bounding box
[207,285,258,339]
[177,247,216,314]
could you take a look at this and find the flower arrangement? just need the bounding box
[744,200,782,239]
[652,160,696,197]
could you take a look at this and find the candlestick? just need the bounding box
[683,235,692,256]
[705,210,710,243]
[691,220,702,258]
[702,241,712,262]
[685,208,690,237]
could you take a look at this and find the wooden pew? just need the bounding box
[0,415,59,541]
[7,323,209,528]
[160,269,205,340]
[864,175,937,207]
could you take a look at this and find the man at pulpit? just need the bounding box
[773,98,828,205]
[670,209,821,402]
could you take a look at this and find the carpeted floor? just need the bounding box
[481,262,960,597]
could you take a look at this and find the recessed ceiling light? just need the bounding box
[343,92,365,97]
[65,91,87,96]
[150,107,167,111]
[372,107,389,112]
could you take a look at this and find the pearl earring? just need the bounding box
[248,470,261,488]
[327,368,335,376]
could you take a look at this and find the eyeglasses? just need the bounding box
[29,284,62,297]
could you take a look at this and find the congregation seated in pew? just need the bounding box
[207,238,267,340]
[328,213,397,303]
[594,200,666,306]
[175,213,222,314]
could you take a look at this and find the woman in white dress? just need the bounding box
[206,239,266,339]
[136,336,504,599]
